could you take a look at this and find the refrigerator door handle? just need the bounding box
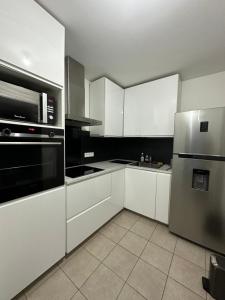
[178,153,225,161]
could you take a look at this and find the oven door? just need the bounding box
[0,137,64,204]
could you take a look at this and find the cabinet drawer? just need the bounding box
[67,196,117,253]
[67,173,111,219]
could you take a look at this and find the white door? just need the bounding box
[124,85,141,136]
[155,173,171,224]
[0,0,65,86]
[125,168,157,218]
[105,79,124,136]
[0,187,65,300]
[110,169,125,214]
[140,75,178,136]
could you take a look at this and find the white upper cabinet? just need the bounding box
[0,0,65,86]
[124,74,180,137]
[90,77,124,136]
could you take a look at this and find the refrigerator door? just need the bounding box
[169,154,225,253]
[174,108,225,157]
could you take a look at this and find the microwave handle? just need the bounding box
[0,142,62,145]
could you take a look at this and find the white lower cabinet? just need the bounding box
[67,173,111,219]
[66,170,124,253]
[67,196,116,253]
[125,168,157,219]
[0,187,65,300]
[155,173,171,224]
[125,168,171,224]
[110,169,125,214]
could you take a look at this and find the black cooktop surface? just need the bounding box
[66,166,103,178]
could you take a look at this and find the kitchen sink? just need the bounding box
[130,161,163,169]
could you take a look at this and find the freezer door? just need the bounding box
[174,108,225,156]
[169,154,225,254]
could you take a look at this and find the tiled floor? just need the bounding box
[15,209,213,300]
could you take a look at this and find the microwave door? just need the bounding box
[169,154,225,253]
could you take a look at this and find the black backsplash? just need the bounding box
[65,127,173,167]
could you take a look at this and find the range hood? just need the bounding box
[65,56,102,127]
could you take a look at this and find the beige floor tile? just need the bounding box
[130,218,156,239]
[80,264,124,300]
[71,291,87,300]
[119,231,147,256]
[169,255,206,298]
[26,268,77,300]
[150,224,177,252]
[141,242,173,274]
[118,284,146,300]
[175,238,206,269]
[100,221,128,243]
[103,245,138,280]
[128,259,167,300]
[113,210,139,229]
[84,233,115,261]
[163,278,205,300]
[60,248,100,288]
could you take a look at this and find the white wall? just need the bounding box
[179,71,225,112]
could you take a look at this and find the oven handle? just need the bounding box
[0,142,62,145]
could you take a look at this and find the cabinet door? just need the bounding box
[125,168,156,218]
[124,86,142,136]
[105,79,124,136]
[110,169,125,214]
[0,187,65,300]
[124,74,179,137]
[140,75,178,136]
[155,173,171,224]
[67,196,116,253]
[67,174,111,219]
[90,78,105,136]
[0,0,65,86]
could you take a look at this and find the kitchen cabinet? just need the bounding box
[0,187,65,300]
[66,170,124,253]
[90,77,124,136]
[67,196,116,253]
[0,0,65,86]
[125,168,157,218]
[155,173,171,224]
[124,74,180,136]
[111,169,125,214]
[67,173,111,219]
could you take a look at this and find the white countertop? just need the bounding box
[65,160,172,185]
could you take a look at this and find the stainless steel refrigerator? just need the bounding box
[169,107,225,254]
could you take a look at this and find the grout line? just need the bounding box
[116,220,159,300]
[160,237,178,300]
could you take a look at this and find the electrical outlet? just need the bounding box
[84,152,95,158]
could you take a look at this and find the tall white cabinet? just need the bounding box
[90,77,124,136]
[0,187,65,300]
[124,74,180,136]
[0,0,65,86]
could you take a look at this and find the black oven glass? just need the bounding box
[0,137,64,204]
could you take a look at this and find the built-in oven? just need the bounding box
[0,122,64,204]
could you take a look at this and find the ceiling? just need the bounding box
[37,0,225,87]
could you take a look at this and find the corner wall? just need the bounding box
[179,71,225,112]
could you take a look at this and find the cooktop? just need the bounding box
[66,165,103,178]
